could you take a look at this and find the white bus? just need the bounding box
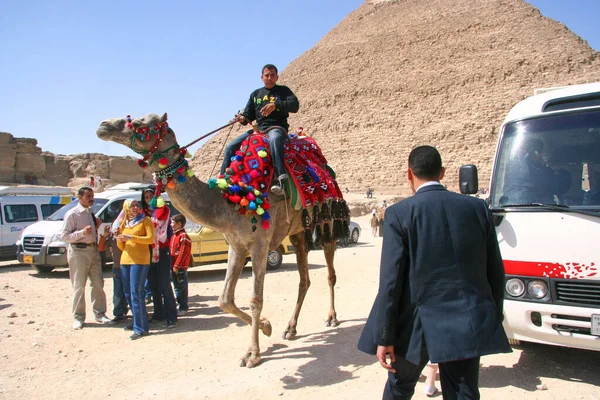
[460,82,600,351]
[0,186,74,259]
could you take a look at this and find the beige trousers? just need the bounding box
[68,245,107,321]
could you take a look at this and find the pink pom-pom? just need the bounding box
[246,192,255,201]
[249,169,260,179]
[126,122,133,129]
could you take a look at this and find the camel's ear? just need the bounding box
[160,112,168,123]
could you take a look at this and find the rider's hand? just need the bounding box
[235,114,248,125]
[260,102,276,117]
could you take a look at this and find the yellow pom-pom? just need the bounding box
[256,207,264,215]
[187,169,195,177]
[257,150,267,158]
[254,189,260,196]
[159,163,167,169]
[185,151,192,159]
[217,179,228,189]
[156,197,165,208]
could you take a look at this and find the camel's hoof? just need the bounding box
[260,317,272,337]
[282,328,297,340]
[325,317,339,327]
[239,352,261,368]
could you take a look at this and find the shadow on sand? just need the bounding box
[480,341,600,391]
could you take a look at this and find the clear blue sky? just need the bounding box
[1,0,598,157]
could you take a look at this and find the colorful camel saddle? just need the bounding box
[208,131,349,242]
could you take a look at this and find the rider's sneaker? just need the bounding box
[270,174,289,195]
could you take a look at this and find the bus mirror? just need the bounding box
[459,164,479,195]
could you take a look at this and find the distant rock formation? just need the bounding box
[0,132,153,187]
[191,0,600,195]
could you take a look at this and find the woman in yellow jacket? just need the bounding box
[116,199,155,340]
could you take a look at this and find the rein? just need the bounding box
[127,115,236,190]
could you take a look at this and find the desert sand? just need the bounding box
[0,214,599,400]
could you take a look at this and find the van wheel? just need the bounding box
[32,265,55,273]
[267,248,283,271]
[100,250,109,270]
[351,228,360,244]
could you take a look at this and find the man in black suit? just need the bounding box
[358,146,511,400]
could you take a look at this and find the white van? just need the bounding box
[17,183,179,273]
[0,186,74,259]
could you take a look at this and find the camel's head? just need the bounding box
[96,112,172,152]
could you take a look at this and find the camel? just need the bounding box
[96,112,346,367]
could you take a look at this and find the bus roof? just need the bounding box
[0,186,74,196]
[503,82,600,124]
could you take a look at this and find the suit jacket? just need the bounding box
[358,184,511,365]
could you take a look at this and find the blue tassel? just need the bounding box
[177,175,186,183]
[262,211,270,220]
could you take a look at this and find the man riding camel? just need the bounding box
[220,64,299,195]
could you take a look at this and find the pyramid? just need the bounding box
[191,0,600,195]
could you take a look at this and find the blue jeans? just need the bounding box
[147,247,178,324]
[172,269,189,312]
[121,264,150,334]
[220,128,287,177]
[110,240,128,318]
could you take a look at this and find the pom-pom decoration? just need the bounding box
[186,169,195,177]
[247,201,257,210]
[240,198,249,207]
[177,175,187,183]
[208,178,217,189]
[167,181,175,189]
[138,159,149,168]
[257,150,267,158]
[156,197,165,208]
[261,220,270,229]
[255,207,264,215]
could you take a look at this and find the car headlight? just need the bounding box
[527,280,548,299]
[505,278,525,297]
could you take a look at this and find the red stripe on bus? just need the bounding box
[503,260,597,279]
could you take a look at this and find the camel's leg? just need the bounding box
[282,232,311,339]
[322,240,339,327]
[218,247,272,337]
[239,246,269,368]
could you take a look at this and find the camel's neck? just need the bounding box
[164,175,237,234]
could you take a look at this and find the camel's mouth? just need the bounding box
[96,118,129,142]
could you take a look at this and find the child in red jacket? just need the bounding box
[170,214,192,315]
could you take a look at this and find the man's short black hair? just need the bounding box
[172,213,186,226]
[78,186,93,196]
[408,146,443,180]
[262,64,278,75]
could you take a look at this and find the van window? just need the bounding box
[4,204,38,223]
[41,204,65,219]
[99,200,125,223]
[46,198,109,221]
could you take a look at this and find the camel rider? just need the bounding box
[220,64,299,195]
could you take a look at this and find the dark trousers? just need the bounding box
[110,240,128,317]
[384,352,480,400]
[147,247,178,324]
[220,128,287,178]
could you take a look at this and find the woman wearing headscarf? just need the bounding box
[116,199,155,340]
[141,188,178,328]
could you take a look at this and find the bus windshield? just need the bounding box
[490,109,600,209]
[46,199,109,221]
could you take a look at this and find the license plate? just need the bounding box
[592,314,600,336]
[23,255,33,264]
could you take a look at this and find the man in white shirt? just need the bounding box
[61,186,112,329]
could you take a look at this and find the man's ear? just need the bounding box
[439,167,446,181]
[407,168,413,182]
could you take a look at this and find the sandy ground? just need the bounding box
[1,214,599,400]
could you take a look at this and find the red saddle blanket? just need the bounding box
[210,132,346,233]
